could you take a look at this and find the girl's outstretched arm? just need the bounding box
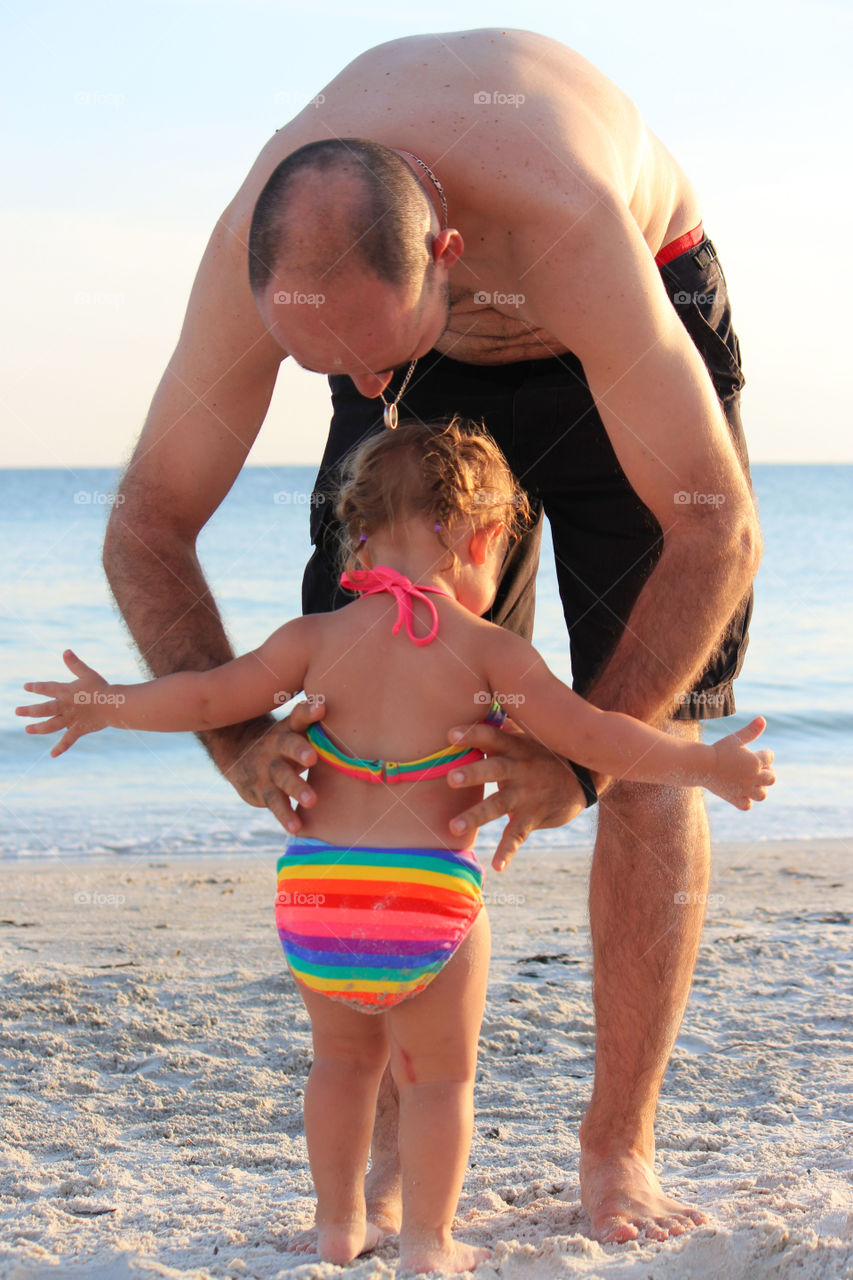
[483,629,775,810]
[17,617,315,757]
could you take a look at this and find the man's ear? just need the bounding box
[432,227,465,270]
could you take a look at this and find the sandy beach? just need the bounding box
[1,837,851,1280]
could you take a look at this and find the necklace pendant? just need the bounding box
[383,402,398,430]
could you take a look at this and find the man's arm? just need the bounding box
[517,192,761,730]
[104,199,322,829]
[446,190,760,854]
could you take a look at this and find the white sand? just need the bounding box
[1,838,852,1279]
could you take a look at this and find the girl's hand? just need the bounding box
[707,716,776,809]
[16,650,115,757]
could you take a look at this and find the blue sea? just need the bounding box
[1,465,851,861]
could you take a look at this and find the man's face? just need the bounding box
[259,264,451,398]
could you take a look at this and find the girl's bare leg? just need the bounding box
[386,910,492,1274]
[295,985,391,1264]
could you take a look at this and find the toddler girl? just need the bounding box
[18,419,774,1272]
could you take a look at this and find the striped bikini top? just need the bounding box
[305,564,505,785]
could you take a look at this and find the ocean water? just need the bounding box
[1,464,851,862]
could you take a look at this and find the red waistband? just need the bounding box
[654,221,705,267]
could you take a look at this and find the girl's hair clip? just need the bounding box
[358,533,368,543]
[433,522,442,533]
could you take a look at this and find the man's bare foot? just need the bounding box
[400,1232,490,1274]
[364,1156,403,1235]
[579,1147,708,1243]
[289,1219,387,1262]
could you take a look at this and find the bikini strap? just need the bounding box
[340,565,451,646]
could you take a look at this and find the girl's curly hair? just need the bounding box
[334,417,531,576]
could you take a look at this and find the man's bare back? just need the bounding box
[226,28,700,368]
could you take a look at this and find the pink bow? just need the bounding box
[341,565,451,646]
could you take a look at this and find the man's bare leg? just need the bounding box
[580,721,711,1243]
[364,1068,403,1234]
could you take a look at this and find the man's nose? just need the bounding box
[350,371,394,398]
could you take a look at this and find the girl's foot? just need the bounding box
[290,1219,387,1262]
[400,1235,491,1274]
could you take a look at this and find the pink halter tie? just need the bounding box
[340,565,451,646]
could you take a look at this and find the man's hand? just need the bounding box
[445,719,586,871]
[213,698,326,834]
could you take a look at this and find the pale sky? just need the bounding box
[2,0,850,467]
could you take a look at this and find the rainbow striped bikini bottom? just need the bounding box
[275,837,484,1013]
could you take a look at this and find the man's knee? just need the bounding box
[598,721,707,844]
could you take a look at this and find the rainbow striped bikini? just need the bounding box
[275,565,503,1013]
[305,712,501,784]
[276,838,485,1011]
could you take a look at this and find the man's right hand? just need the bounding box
[445,718,590,871]
[210,698,326,833]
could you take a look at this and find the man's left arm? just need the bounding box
[518,195,761,730]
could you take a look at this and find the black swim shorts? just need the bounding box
[302,235,752,722]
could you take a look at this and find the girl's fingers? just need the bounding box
[731,715,766,747]
[62,649,94,677]
[22,682,60,698]
[24,714,66,735]
[51,729,79,758]
[16,700,60,718]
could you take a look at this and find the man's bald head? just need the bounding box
[248,139,434,298]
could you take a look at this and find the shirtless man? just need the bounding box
[104,29,759,1246]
